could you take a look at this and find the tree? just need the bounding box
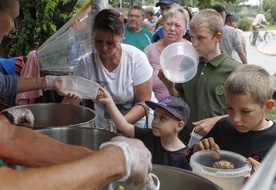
[196,0,238,9]
[0,0,78,58]
[262,0,276,24]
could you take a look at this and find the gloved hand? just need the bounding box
[1,108,35,127]
[45,75,62,90]
[45,75,81,99]
[100,136,152,185]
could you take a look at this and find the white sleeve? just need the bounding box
[133,50,153,86]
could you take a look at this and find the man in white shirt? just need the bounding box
[252,11,270,30]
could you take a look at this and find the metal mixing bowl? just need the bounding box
[11,103,97,129]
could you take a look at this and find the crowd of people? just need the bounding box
[0,0,275,188]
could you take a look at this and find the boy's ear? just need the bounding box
[176,121,185,132]
[216,32,223,41]
[265,99,275,113]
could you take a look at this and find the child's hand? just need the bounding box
[96,86,113,106]
[245,157,260,175]
[244,157,260,183]
[193,137,220,153]
[158,69,174,88]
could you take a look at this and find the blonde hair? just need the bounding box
[164,5,190,29]
[0,0,19,12]
[225,64,273,106]
[189,9,223,36]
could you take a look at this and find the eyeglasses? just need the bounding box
[128,14,143,19]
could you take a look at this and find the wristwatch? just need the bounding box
[1,111,15,124]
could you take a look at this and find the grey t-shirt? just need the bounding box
[219,25,243,58]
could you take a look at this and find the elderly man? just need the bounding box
[123,5,152,51]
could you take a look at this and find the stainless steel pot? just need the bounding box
[36,127,120,150]
[11,103,97,129]
[103,164,223,190]
[11,127,120,170]
[150,165,223,190]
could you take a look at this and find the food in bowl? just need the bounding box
[212,160,234,169]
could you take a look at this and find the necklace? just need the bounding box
[92,49,116,132]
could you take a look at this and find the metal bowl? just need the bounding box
[11,103,97,129]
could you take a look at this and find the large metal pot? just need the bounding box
[11,127,120,170]
[103,164,223,190]
[35,127,119,150]
[150,165,223,190]
[11,103,97,129]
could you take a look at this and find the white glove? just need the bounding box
[45,75,62,90]
[100,136,152,183]
[1,108,35,127]
[45,75,81,99]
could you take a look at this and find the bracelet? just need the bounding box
[36,77,39,90]
[1,111,15,124]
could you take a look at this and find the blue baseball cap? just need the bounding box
[226,12,238,22]
[156,0,181,7]
[146,96,190,124]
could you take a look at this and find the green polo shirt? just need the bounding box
[123,26,152,51]
[175,52,241,143]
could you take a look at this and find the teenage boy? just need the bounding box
[159,9,241,143]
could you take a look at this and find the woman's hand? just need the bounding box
[46,76,81,100]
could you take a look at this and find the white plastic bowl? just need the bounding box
[60,75,100,99]
[160,42,199,83]
[190,150,251,190]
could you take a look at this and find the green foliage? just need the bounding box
[3,0,78,57]
[262,0,276,24]
[236,17,252,31]
[196,0,237,9]
[196,0,212,9]
[74,0,90,12]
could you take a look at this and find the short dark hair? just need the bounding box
[93,9,124,36]
[211,4,226,13]
[128,5,145,17]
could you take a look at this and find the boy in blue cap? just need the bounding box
[97,86,191,170]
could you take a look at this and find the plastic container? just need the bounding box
[190,150,251,190]
[188,127,203,147]
[60,76,100,99]
[160,42,199,83]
